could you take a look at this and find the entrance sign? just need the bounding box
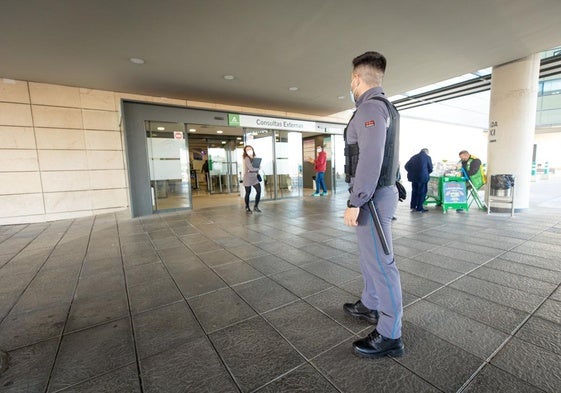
[229,113,316,132]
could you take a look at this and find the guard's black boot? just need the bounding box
[254,206,261,213]
[343,300,379,324]
[353,329,404,358]
[246,207,252,214]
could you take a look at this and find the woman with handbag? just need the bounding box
[242,145,262,213]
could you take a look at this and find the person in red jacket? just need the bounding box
[311,145,328,196]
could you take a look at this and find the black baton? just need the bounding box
[367,200,390,255]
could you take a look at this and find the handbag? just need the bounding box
[257,174,262,182]
[396,181,406,202]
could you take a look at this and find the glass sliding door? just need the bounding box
[244,129,303,199]
[145,121,191,212]
[274,131,302,198]
[207,137,239,194]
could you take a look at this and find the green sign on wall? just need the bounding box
[228,114,240,126]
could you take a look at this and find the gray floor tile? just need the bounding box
[209,317,305,392]
[468,266,558,297]
[55,363,141,393]
[404,299,508,359]
[66,289,129,332]
[124,262,169,287]
[450,276,545,313]
[305,287,372,333]
[499,251,561,271]
[515,316,561,356]
[245,254,296,275]
[133,301,205,359]
[141,336,237,393]
[486,257,561,284]
[212,260,264,285]
[0,303,68,351]
[128,277,183,314]
[173,266,227,298]
[48,318,136,392]
[300,260,361,286]
[312,340,440,393]
[425,286,528,333]
[399,321,483,392]
[0,338,58,393]
[196,249,241,267]
[399,258,463,284]
[535,299,561,324]
[412,251,480,273]
[270,268,332,298]
[233,277,298,313]
[491,337,561,392]
[255,363,338,392]
[463,364,544,393]
[263,301,353,359]
[399,271,443,298]
[188,287,257,333]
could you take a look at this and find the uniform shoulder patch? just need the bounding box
[364,120,375,127]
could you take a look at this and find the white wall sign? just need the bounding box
[229,113,317,132]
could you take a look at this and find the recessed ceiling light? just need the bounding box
[288,86,299,91]
[221,141,227,144]
[157,126,165,131]
[223,75,235,80]
[236,137,242,140]
[129,57,145,64]
[189,128,196,132]
[216,130,223,134]
[338,95,346,99]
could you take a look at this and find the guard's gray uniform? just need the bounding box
[347,87,402,339]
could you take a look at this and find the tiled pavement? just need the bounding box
[0,179,560,392]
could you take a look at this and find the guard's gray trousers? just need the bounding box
[356,185,403,339]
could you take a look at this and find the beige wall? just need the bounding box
[0,78,346,225]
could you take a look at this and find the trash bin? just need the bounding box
[490,174,515,197]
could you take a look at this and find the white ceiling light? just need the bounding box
[129,57,145,64]
[157,126,165,131]
[216,130,223,134]
[189,128,196,132]
[337,95,346,99]
[223,75,235,80]
[221,141,226,144]
[288,86,299,91]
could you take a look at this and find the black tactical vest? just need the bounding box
[344,96,400,187]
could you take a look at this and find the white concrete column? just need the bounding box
[487,54,540,210]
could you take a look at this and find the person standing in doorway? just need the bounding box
[342,51,404,359]
[242,145,262,213]
[404,148,433,212]
[311,145,328,196]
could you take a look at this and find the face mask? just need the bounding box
[349,77,359,104]
[349,90,355,104]
[246,149,253,155]
[317,148,321,153]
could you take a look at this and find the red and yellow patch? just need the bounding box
[364,120,375,127]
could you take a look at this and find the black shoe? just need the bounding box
[343,300,379,324]
[254,206,262,213]
[246,207,252,214]
[353,329,404,358]
[417,209,428,213]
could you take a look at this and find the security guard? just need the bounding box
[343,51,404,358]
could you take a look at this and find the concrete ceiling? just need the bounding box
[1,0,561,117]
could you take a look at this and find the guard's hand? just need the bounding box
[344,207,360,226]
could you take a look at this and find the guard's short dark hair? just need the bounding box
[352,51,386,73]
[459,150,469,155]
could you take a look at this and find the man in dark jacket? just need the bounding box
[404,148,433,212]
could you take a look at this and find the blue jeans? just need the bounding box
[315,172,326,193]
